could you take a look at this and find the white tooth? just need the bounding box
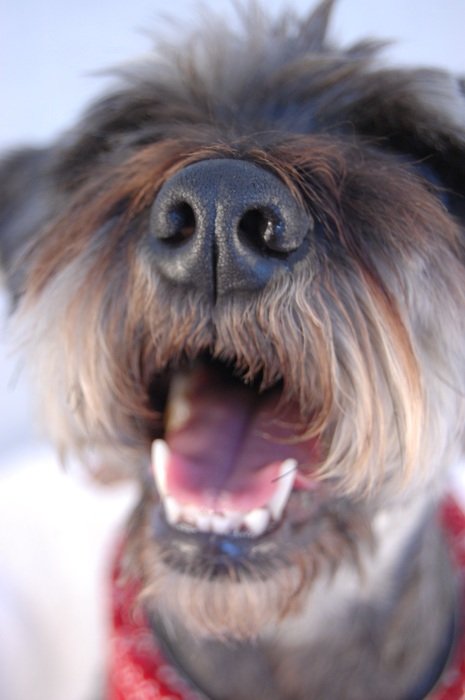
[224,510,243,530]
[269,459,297,521]
[242,508,270,537]
[195,511,212,532]
[152,439,169,497]
[164,496,182,525]
[211,513,235,535]
[182,504,203,526]
[166,373,192,432]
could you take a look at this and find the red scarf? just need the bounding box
[107,497,465,700]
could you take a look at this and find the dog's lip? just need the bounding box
[150,360,320,537]
[153,439,298,512]
[163,361,319,477]
[150,486,329,579]
[152,440,308,536]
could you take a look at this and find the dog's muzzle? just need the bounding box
[149,158,311,299]
[147,160,320,553]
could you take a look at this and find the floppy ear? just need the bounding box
[0,147,55,301]
[350,70,465,224]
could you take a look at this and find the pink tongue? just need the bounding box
[163,365,317,511]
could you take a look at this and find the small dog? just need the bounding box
[1,1,465,698]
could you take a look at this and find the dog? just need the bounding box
[1,1,465,698]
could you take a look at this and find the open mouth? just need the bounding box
[150,359,320,540]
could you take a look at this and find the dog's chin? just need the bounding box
[126,358,372,640]
[136,494,370,640]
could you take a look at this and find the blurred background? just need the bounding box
[0,1,464,699]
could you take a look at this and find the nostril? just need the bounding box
[239,209,273,253]
[163,202,196,243]
[238,208,292,256]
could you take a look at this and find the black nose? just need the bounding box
[149,159,311,299]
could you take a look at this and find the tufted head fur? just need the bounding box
[1,2,465,698]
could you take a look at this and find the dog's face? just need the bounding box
[1,0,465,645]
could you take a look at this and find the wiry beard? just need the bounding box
[123,487,374,639]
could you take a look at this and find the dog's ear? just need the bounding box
[351,70,465,223]
[0,147,55,301]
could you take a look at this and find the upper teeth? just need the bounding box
[151,440,297,538]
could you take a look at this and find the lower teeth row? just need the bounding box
[162,497,272,537]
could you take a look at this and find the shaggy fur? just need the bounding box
[1,1,465,698]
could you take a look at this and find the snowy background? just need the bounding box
[0,1,464,699]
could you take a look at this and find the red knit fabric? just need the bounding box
[107,570,205,700]
[107,497,465,700]
[430,497,465,700]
